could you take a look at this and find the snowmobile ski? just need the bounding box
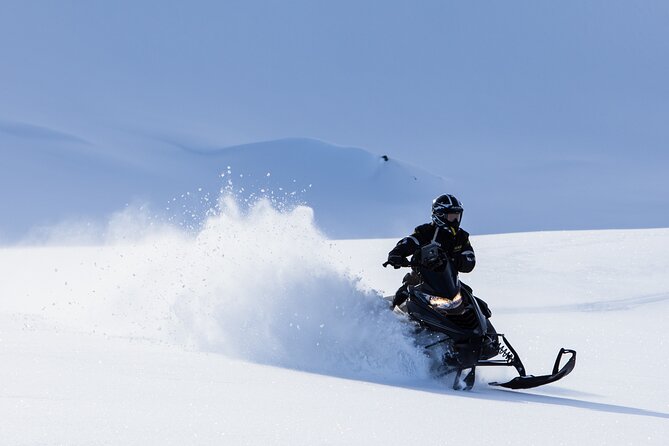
[489,348,576,390]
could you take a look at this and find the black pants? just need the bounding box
[392,272,420,307]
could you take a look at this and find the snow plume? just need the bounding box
[40,194,430,382]
[169,196,429,381]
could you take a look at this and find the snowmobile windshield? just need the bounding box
[418,265,460,300]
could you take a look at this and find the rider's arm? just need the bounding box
[388,224,430,258]
[454,235,476,273]
[388,236,419,258]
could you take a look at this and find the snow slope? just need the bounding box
[1,132,448,241]
[1,200,667,445]
[2,113,666,240]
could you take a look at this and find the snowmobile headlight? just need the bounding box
[428,292,463,310]
[414,289,463,310]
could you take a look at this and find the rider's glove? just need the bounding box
[386,254,405,269]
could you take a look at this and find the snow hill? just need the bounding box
[0,126,448,242]
[1,198,667,445]
[3,115,668,241]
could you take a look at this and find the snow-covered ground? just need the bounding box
[1,200,667,445]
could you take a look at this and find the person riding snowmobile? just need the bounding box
[386,194,477,308]
[384,194,577,390]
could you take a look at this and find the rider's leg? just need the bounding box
[392,272,419,307]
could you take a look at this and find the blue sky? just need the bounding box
[1,1,667,235]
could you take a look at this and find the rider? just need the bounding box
[386,194,476,308]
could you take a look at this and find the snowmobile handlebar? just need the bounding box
[384,241,452,270]
[382,258,419,268]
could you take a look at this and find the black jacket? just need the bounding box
[388,223,476,273]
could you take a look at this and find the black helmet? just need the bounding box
[432,194,464,230]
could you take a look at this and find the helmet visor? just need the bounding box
[445,212,461,223]
[434,209,461,222]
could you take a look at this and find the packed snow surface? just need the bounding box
[1,199,667,445]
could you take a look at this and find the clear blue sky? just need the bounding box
[1,0,667,233]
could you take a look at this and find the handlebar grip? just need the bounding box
[383,260,413,268]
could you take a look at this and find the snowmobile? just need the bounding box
[383,241,576,391]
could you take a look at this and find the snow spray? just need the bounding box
[36,193,431,383]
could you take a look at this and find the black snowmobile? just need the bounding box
[383,241,576,391]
